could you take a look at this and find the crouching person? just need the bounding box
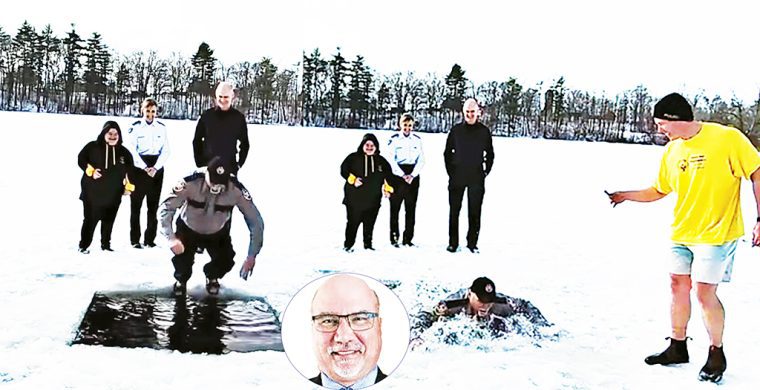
[159,156,263,296]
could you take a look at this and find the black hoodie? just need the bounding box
[78,121,135,206]
[340,133,392,209]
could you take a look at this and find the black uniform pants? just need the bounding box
[448,175,485,249]
[344,205,380,249]
[389,170,420,245]
[130,156,164,245]
[172,219,236,283]
[79,198,121,249]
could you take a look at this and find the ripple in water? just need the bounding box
[71,289,283,354]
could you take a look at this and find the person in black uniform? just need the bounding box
[340,133,393,252]
[124,98,171,248]
[192,81,250,174]
[192,81,250,254]
[444,98,494,253]
[77,120,135,253]
[387,113,425,247]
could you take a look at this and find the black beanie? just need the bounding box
[207,156,230,185]
[470,276,497,303]
[653,93,694,121]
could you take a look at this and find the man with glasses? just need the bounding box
[411,277,549,344]
[124,98,170,249]
[310,274,387,389]
[159,156,263,296]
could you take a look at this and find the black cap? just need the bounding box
[207,156,230,185]
[470,277,496,303]
[653,93,694,122]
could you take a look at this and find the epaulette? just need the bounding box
[232,177,253,201]
[413,134,421,139]
[390,133,400,138]
[131,120,142,126]
[183,171,205,183]
[156,120,166,126]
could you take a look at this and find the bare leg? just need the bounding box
[695,282,724,347]
[670,274,692,340]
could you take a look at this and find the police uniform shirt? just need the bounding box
[387,133,425,177]
[126,119,171,170]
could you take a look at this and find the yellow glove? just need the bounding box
[124,177,135,193]
[383,180,394,194]
[85,164,96,177]
[347,173,357,185]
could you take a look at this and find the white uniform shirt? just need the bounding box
[387,132,425,177]
[125,119,171,170]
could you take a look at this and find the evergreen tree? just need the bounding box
[62,24,84,112]
[189,42,216,116]
[347,55,371,127]
[443,63,467,113]
[326,48,347,126]
[254,57,277,122]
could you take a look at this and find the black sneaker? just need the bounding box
[101,245,114,252]
[78,247,90,254]
[446,245,458,253]
[364,244,375,251]
[205,278,220,295]
[392,241,400,248]
[698,345,726,383]
[131,243,143,249]
[403,241,414,247]
[645,337,689,365]
[195,247,205,254]
[172,281,186,297]
[343,246,354,253]
[143,241,157,248]
[468,246,480,254]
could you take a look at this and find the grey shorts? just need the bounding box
[669,240,737,284]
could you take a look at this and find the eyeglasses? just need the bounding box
[312,312,378,332]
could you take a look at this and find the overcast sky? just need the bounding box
[3,0,758,102]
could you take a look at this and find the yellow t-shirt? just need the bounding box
[654,122,760,245]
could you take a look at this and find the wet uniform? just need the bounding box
[411,288,549,338]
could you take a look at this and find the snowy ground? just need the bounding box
[1,111,758,389]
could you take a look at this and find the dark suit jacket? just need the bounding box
[309,368,387,387]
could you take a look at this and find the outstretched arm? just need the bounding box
[606,187,666,207]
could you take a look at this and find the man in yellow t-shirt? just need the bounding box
[607,93,760,384]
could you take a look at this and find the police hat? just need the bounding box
[470,277,496,303]
[207,156,230,185]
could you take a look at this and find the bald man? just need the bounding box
[443,98,495,253]
[310,274,387,389]
[193,81,250,175]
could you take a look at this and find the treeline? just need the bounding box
[2,22,759,145]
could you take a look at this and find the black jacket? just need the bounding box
[192,107,250,173]
[309,368,387,386]
[341,134,392,209]
[443,121,494,179]
[78,126,134,207]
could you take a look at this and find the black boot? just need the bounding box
[698,345,726,383]
[644,337,689,365]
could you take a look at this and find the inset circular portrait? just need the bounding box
[281,272,410,389]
